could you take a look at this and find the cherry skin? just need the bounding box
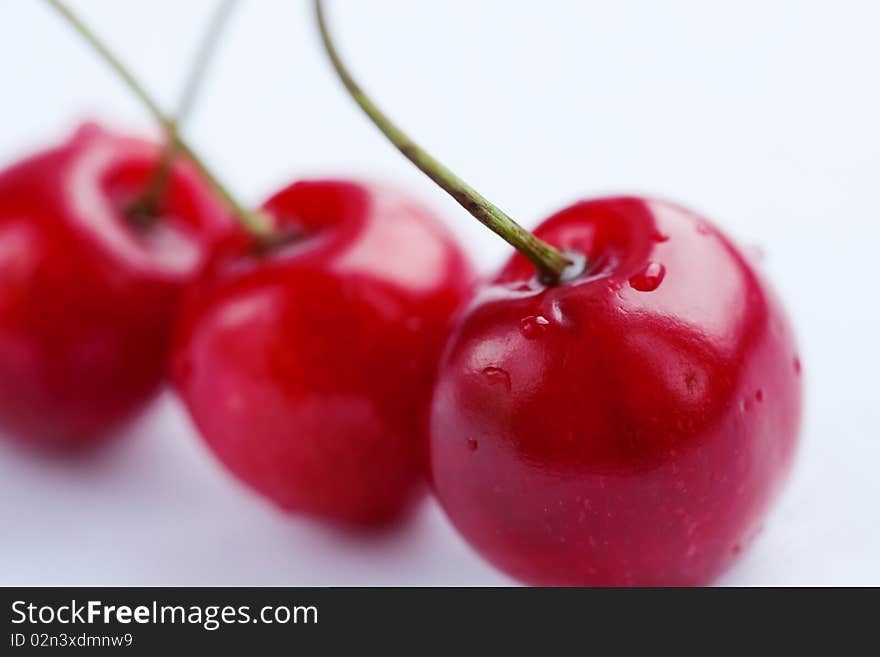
[430,197,802,586]
[0,123,233,447]
[172,180,474,526]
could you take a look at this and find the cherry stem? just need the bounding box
[314,0,572,284]
[45,0,272,239]
[128,0,239,225]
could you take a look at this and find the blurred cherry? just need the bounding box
[172,180,474,525]
[0,123,233,446]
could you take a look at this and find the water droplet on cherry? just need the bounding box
[481,366,511,391]
[755,389,764,402]
[466,438,478,452]
[519,315,550,339]
[628,262,666,292]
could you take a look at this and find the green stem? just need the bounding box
[314,0,573,283]
[129,0,239,224]
[45,0,271,239]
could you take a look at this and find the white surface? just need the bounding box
[1,0,878,585]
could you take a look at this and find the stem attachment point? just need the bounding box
[45,0,271,240]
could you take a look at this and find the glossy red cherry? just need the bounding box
[0,123,233,447]
[172,180,474,525]
[429,197,802,586]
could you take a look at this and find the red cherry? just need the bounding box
[172,180,474,525]
[314,2,803,577]
[429,197,802,585]
[0,123,233,447]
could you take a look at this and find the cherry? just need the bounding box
[171,180,474,525]
[0,123,233,446]
[0,0,246,447]
[315,1,802,582]
[430,197,801,585]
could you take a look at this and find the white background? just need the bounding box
[0,0,877,585]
